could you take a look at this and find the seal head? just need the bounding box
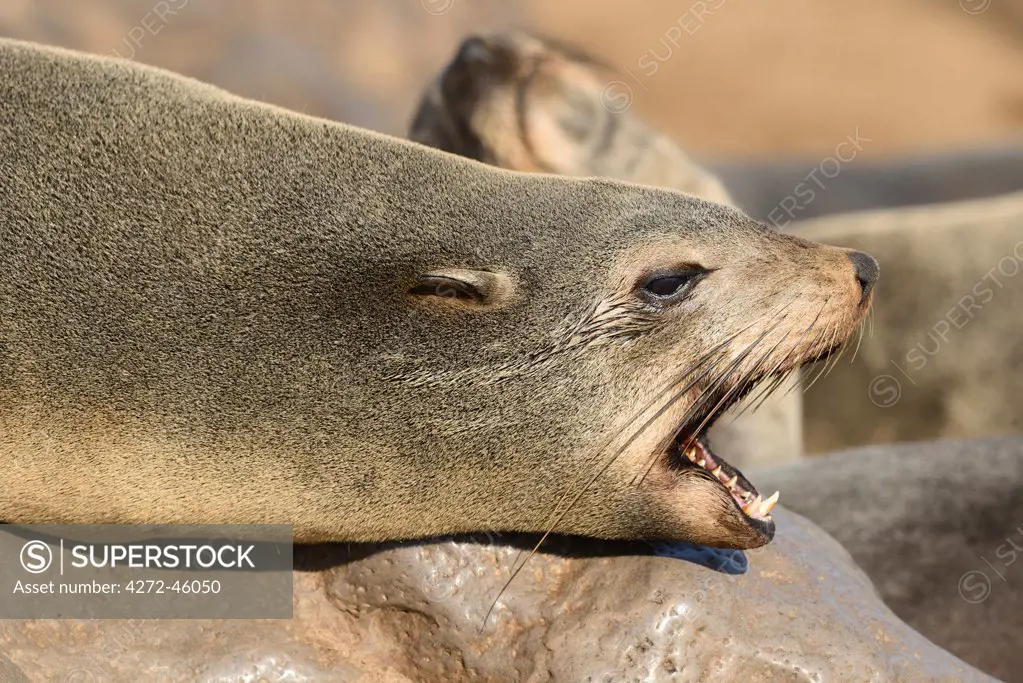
[410,32,814,471]
[410,31,733,203]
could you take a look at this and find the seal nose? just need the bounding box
[453,36,492,69]
[440,36,492,104]
[847,250,879,301]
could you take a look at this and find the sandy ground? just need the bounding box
[1,0,1021,161]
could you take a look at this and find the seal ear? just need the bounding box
[409,268,516,309]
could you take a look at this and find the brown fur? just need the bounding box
[0,39,871,549]
[408,32,803,468]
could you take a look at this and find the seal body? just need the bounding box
[789,193,1023,452]
[0,39,874,548]
[409,32,803,469]
[753,436,1023,681]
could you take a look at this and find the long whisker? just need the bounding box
[727,301,826,421]
[767,367,801,411]
[675,326,791,457]
[850,316,866,364]
[747,371,792,415]
[802,318,843,394]
[779,297,830,399]
[630,303,797,486]
[563,328,750,497]
[820,320,845,374]
[531,306,786,527]
[740,296,833,419]
[824,334,852,377]
[628,353,734,486]
[720,327,797,423]
[816,334,844,382]
[479,303,790,628]
[588,324,771,502]
[478,325,754,630]
[478,355,723,630]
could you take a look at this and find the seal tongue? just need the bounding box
[678,440,779,520]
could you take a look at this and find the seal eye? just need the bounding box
[408,268,517,311]
[641,269,706,301]
[410,276,481,302]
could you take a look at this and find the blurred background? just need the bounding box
[3,0,1022,161]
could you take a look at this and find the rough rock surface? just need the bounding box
[0,510,996,682]
[754,437,1023,683]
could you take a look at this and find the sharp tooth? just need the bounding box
[742,494,762,516]
[685,447,697,461]
[725,475,738,489]
[697,458,706,468]
[711,466,723,478]
[760,491,780,516]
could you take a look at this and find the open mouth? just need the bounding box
[659,339,850,535]
[664,377,789,537]
[671,433,778,522]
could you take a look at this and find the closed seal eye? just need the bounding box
[410,275,482,302]
[640,267,709,303]
[408,268,517,310]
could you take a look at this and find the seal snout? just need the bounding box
[436,36,501,127]
[453,36,493,68]
[847,250,879,302]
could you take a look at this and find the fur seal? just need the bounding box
[753,436,1023,682]
[408,32,803,469]
[409,33,1021,454]
[409,33,732,204]
[0,38,876,549]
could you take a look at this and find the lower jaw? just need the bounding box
[671,434,778,522]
